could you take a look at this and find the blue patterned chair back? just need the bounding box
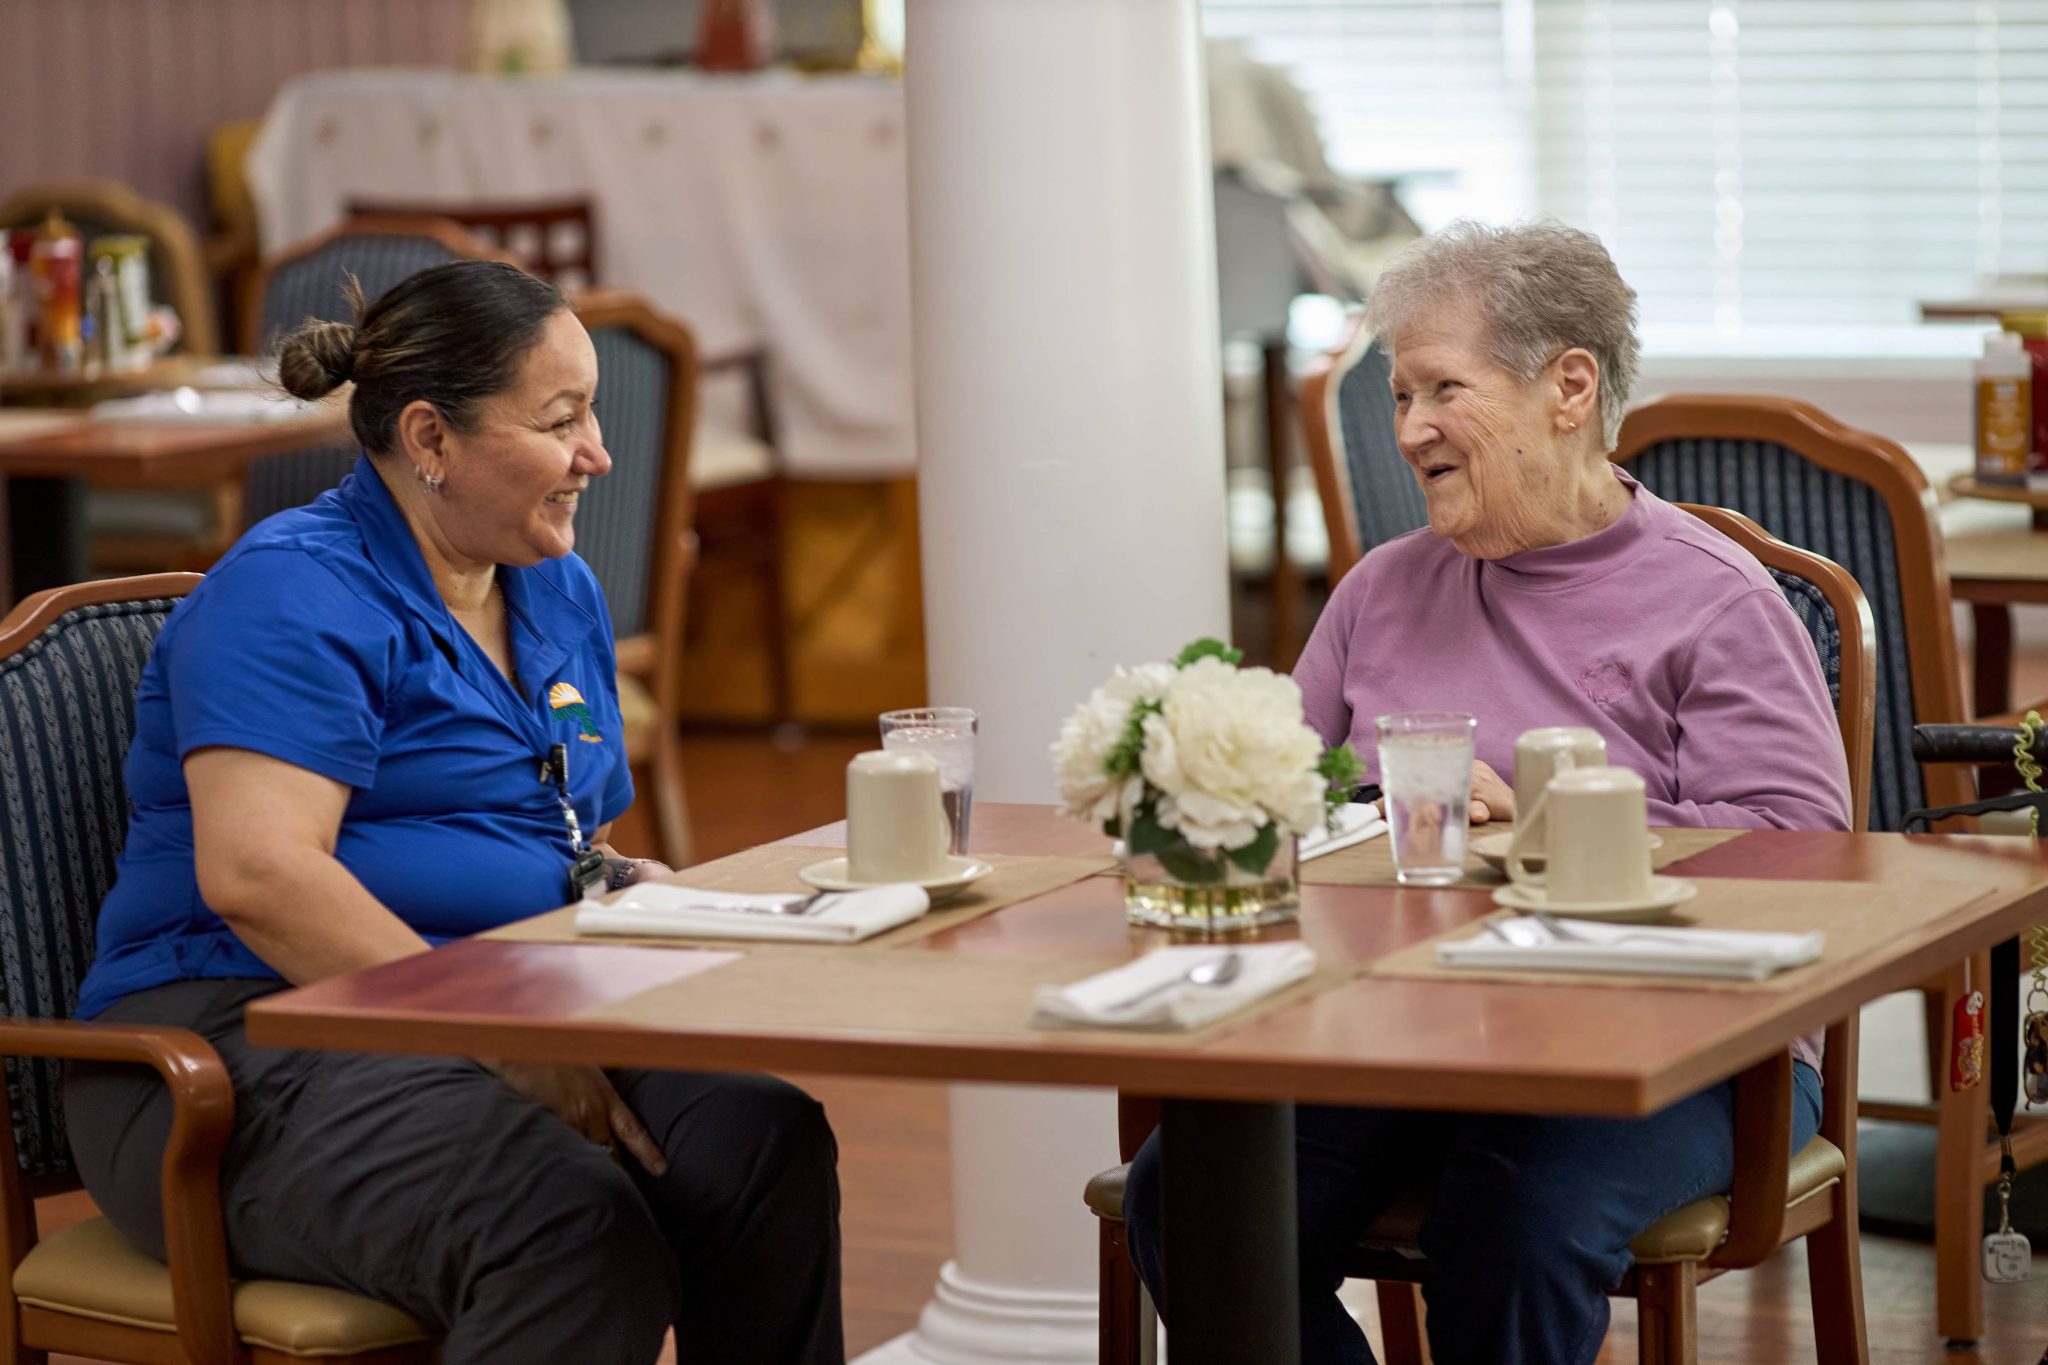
[1767,567,1844,712]
[1622,423,1942,832]
[0,581,194,1178]
[244,225,482,526]
[577,321,679,640]
[1334,336,1427,556]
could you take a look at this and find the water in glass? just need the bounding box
[1376,712,1475,886]
[879,707,976,853]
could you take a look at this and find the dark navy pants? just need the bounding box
[1124,1062,1822,1364]
[66,978,844,1365]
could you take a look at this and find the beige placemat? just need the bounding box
[1369,877,1994,992]
[579,946,1352,1048]
[1302,825,1746,889]
[483,847,1117,952]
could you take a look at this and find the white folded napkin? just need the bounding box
[1299,803,1388,861]
[1438,916,1823,981]
[1031,943,1318,1031]
[91,388,322,424]
[574,883,929,943]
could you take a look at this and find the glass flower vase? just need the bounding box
[1121,820,1300,934]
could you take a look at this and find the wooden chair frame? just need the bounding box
[568,289,702,869]
[0,180,220,357]
[1300,312,1378,586]
[241,214,520,354]
[1611,394,2018,1344]
[346,195,598,288]
[0,575,437,1365]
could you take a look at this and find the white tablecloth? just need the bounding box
[248,68,916,477]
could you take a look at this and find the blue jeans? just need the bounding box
[1123,1062,1822,1365]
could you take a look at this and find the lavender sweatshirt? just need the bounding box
[1296,472,1849,1073]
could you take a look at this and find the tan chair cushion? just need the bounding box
[14,1217,436,1357]
[617,668,659,761]
[1626,1135,1845,1265]
[1083,1134,1846,1269]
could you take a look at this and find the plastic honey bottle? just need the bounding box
[1976,329,2032,485]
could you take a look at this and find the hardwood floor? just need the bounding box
[43,723,2048,1363]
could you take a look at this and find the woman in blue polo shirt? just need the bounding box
[65,261,842,1364]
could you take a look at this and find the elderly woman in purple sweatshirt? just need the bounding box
[1124,221,1847,1365]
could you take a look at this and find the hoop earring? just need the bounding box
[417,467,444,494]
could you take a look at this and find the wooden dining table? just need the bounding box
[1942,477,2048,716]
[245,804,2048,1365]
[0,406,349,603]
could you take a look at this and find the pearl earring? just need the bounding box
[417,467,444,494]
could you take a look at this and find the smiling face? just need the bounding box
[426,309,609,567]
[1388,308,1588,559]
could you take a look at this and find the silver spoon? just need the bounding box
[1105,951,1244,1012]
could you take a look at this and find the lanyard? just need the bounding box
[540,742,606,901]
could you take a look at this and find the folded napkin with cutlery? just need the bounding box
[574,884,929,943]
[1438,916,1824,981]
[1299,803,1388,861]
[1031,943,1319,1031]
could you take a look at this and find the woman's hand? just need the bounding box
[620,859,671,887]
[1469,760,1515,825]
[486,1062,669,1176]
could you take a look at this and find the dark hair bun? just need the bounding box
[277,319,359,400]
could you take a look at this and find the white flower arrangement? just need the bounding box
[1051,639,1363,882]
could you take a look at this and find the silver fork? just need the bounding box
[722,891,842,917]
[1529,910,1677,950]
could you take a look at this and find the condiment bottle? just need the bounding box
[29,210,82,374]
[1976,328,2031,486]
[2002,310,2048,486]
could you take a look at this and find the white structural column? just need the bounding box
[857,0,1228,1361]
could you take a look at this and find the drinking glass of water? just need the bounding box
[879,707,977,854]
[1375,711,1476,886]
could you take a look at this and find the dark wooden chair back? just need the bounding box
[349,196,598,291]
[1614,394,1969,832]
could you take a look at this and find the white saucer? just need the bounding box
[1470,830,1663,873]
[798,855,992,904]
[1489,875,1697,923]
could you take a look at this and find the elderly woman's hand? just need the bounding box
[485,1061,669,1176]
[1469,761,1515,826]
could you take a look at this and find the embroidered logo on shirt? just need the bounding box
[1578,660,1634,707]
[548,682,605,743]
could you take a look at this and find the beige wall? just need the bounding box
[0,0,472,231]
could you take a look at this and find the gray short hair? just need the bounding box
[1364,221,1640,450]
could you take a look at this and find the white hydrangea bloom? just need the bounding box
[1050,663,1174,826]
[1139,657,1328,847]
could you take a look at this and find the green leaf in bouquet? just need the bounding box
[1226,822,1280,876]
[1103,698,1163,779]
[1173,638,1244,669]
[1127,802,1224,883]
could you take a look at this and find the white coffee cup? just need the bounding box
[846,750,952,883]
[1512,727,1607,826]
[1507,766,1653,905]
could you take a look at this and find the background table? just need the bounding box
[0,410,349,602]
[248,806,2048,1363]
[248,68,916,480]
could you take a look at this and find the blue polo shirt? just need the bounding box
[75,456,635,1018]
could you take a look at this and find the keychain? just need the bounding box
[1953,958,1987,1092]
[1984,1150,2032,1285]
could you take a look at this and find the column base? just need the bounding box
[852,1259,1097,1365]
